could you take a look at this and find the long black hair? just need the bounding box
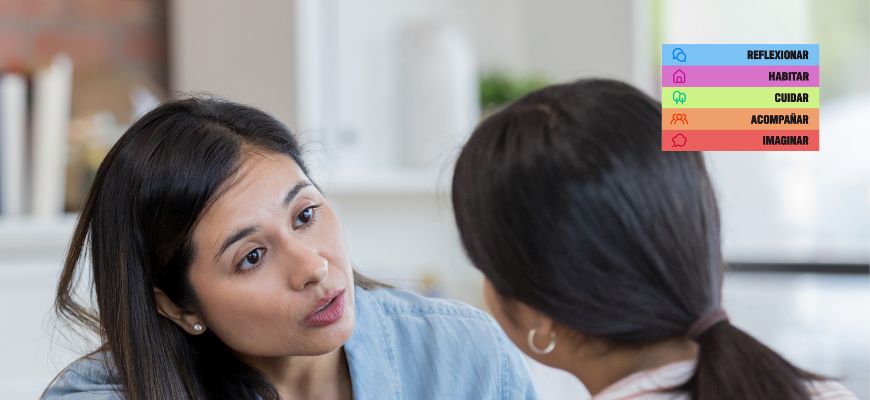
[452,79,824,399]
[53,97,380,399]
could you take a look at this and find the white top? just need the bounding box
[592,360,857,400]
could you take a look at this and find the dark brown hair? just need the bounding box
[53,97,380,399]
[452,79,825,399]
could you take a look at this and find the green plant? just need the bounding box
[479,72,550,110]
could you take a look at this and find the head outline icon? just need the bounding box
[672,47,687,63]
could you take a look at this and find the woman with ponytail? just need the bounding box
[451,79,856,399]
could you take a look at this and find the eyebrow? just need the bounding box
[213,181,312,262]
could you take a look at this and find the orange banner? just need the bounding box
[662,108,818,131]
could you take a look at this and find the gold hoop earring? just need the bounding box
[527,328,556,354]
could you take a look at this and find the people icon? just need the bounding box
[670,113,688,125]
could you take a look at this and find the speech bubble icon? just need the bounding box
[672,133,687,147]
[672,48,687,62]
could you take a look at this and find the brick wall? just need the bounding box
[0,0,168,91]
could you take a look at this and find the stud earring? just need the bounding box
[193,322,204,334]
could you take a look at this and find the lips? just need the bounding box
[303,289,345,327]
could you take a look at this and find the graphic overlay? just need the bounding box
[662,44,819,151]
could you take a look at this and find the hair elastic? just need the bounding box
[687,308,729,341]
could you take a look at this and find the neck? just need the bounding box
[564,337,698,396]
[239,346,352,400]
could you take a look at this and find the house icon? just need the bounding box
[672,69,686,84]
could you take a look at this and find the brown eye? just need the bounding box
[237,248,264,272]
[293,205,320,228]
[299,208,312,223]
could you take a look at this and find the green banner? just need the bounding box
[661,87,819,108]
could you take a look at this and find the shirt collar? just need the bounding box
[593,359,697,400]
[344,285,402,400]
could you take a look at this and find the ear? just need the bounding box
[483,279,555,335]
[511,300,556,337]
[154,288,205,335]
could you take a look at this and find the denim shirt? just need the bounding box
[42,286,539,399]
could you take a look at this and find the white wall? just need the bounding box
[524,0,635,83]
[170,0,298,125]
[723,272,870,399]
[662,0,870,264]
[0,217,97,398]
[305,0,641,171]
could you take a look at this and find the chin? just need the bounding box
[311,306,356,354]
[330,306,356,343]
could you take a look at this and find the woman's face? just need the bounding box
[187,153,355,358]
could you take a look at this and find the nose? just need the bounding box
[277,235,328,291]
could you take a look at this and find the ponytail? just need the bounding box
[684,322,826,400]
[449,79,839,400]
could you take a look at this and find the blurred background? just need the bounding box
[0,0,867,398]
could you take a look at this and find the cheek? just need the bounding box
[318,208,352,274]
[189,269,300,348]
[484,281,516,336]
[197,278,289,329]
[322,209,345,248]
[192,272,354,357]
[483,281,530,354]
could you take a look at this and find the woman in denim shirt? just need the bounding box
[42,98,537,400]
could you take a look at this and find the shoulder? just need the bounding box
[41,351,123,400]
[363,285,493,320]
[806,379,858,400]
[359,286,509,348]
[354,287,538,399]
